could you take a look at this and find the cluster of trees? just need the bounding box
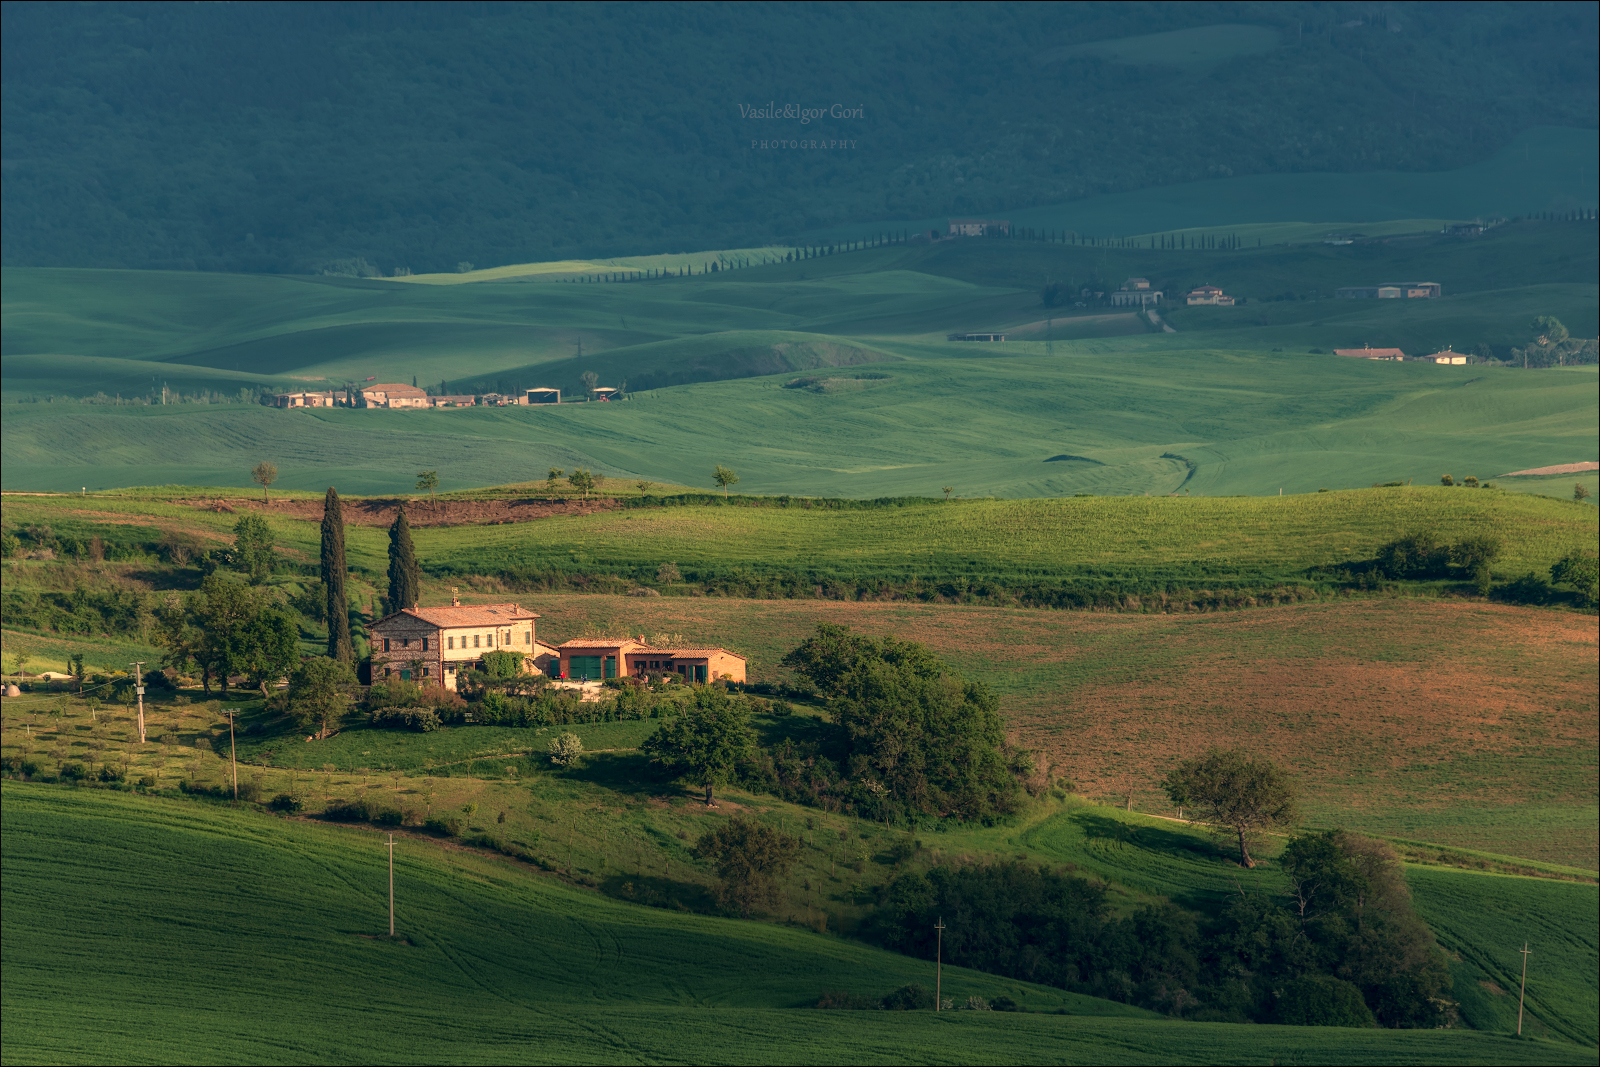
[1511,317,1599,368]
[866,825,1453,1027]
[1375,531,1502,594]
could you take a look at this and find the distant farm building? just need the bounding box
[1334,347,1407,361]
[947,218,1011,237]
[1420,347,1469,365]
[1111,278,1162,307]
[267,391,338,408]
[556,637,747,685]
[429,394,478,408]
[1336,282,1441,299]
[477,393,518,406]
[1322,232,1361,245]
[358,383,430,408]
[947,332,1007,342]
[1442,223,1484,236]
[525,388,562,404]
[1186,285,1235,306]
[592,387,619,401]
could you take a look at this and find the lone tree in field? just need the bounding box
[251,461,278,502]
[387,506,422,613]
[694,817,800,918]
[581,370,599,400]
[1163,747,1299,868]
[942,486,954,500]
[547,467,564,492]
[641,686,755,806]
[712,465,739,497]
[416,470,439,510]
[320,488,354,663]
[568,468,596,499]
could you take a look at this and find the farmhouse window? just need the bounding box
[383,638,391,652]
[524,630,532,644]
[447,636,454,649]
[473,634,481,648]
[422,638,430,651]
[402,638,410,648]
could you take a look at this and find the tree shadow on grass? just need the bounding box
[598,872,718,914]
[750,712,834,750]
[1071,812,1243,912]
[562,750,665,797]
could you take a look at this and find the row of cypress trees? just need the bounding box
[319,487,421,663]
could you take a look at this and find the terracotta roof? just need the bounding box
[361,383,428,396]
[647,648,747,660]
[376,603,539,628]
[557,638,643,650]
[1334,348,1407,359]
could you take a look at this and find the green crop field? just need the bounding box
[3,782,1595,1064]
[3,209,1594,498]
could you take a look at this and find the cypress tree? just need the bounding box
[320,487,354,662]
[387,505,421,613]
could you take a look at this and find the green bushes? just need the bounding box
[862,830,1455,1027]
[369,707,443,732]
[1275,977,1376,1027]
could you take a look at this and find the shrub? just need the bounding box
[1550,551,1598,606]
[424,815,461,838]
[269,793,306,814]
[548,731,584,767]
[1376,532,1450,579]
[374,807,404,826]
[992,995,1021,1012]
[60,761,89,781]
[880,984,934,1011]
[323,798,369,822]
[370,707,443,732]
[138,775,157,789]
[1274,976,1375,1027]
[97,763,125,783]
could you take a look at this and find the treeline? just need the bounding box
[864,829,1453,1027]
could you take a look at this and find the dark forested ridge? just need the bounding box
[2,1,1595,274]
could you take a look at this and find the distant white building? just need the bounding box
[1186,285,1235,306]
[1111,278,1162,306]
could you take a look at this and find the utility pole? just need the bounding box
[388,834,396,937]
[935,916,946,1011]
[1517,942,1531,1036]
[130,661,147,742]
[223,709,239,801]
[1046,317,1053,358]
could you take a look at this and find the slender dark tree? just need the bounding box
[387,506,421,613]
[320,487,354,663]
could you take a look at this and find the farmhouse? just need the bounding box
[267,391,338,408]
[1111,278,1162,306]
[1334,346,1407,360]
[358,383,430,408]
[1336,282,1441,299]
[556,638,747,684]
[429,394,479,408]
[1419,347,1469,365]
[369,600,555,690]
[947,218,1010,237]
[946,332,1006,342]
[1186,285,1235,306]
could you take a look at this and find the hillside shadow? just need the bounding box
[751,712,833,750]
[598,872,718,914]
[1071,812,1241,911]
[562,750,662,797]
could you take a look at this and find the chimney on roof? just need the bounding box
[451,587,460,607]
[638,635,647,644]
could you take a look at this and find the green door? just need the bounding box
[569,655,602,681]
[604,656,617,679]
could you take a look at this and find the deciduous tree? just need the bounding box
[251,461,278,501]
[232,513,276,584]
[289,657,356,739]
[416,470,439,509]
[693,817,800,917]
[1163,747,1299,867]
[568,468,596,498]
[641,686,755,805]
[712,464,739,497]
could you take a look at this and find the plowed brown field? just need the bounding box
[501,593,1598,868]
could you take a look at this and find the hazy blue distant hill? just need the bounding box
[2,1,1595,274]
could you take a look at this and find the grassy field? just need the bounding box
[5,483,1591,589]
[3,780,1595,1064]
[3,213,1594,498]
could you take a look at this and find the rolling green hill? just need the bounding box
[4,784,1595,1064]
[3,215,1594,498]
